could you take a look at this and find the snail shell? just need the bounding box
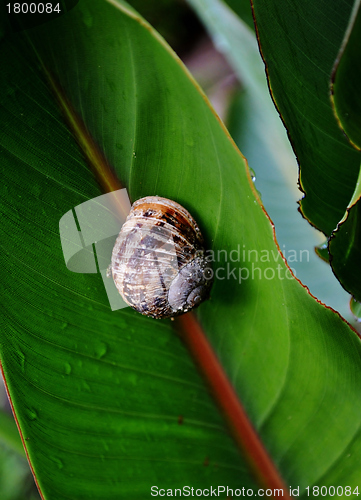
[110,196,213,319]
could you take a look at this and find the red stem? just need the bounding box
[177,313,291,499]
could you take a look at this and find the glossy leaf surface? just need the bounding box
[1,1,361,498]
[251,0,361,236]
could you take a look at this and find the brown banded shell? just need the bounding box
[110,196,213,319]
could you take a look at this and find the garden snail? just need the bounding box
[109,196,213,319]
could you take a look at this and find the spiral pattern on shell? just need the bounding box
[110,196,213,319]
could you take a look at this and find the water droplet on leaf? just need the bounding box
[51,457,64,469]
[94,341,108,360]
[249,167,256,182]
[350,297,361,321]
[26,408,38,421]
[17,350,26,372]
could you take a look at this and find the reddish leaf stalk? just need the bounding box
[177,313,291,499]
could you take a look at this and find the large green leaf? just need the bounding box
[1,6,254,497]
[250,0,361,236]
[2,0,361,498]
[186,0,360,329]
[328,0,361,303]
